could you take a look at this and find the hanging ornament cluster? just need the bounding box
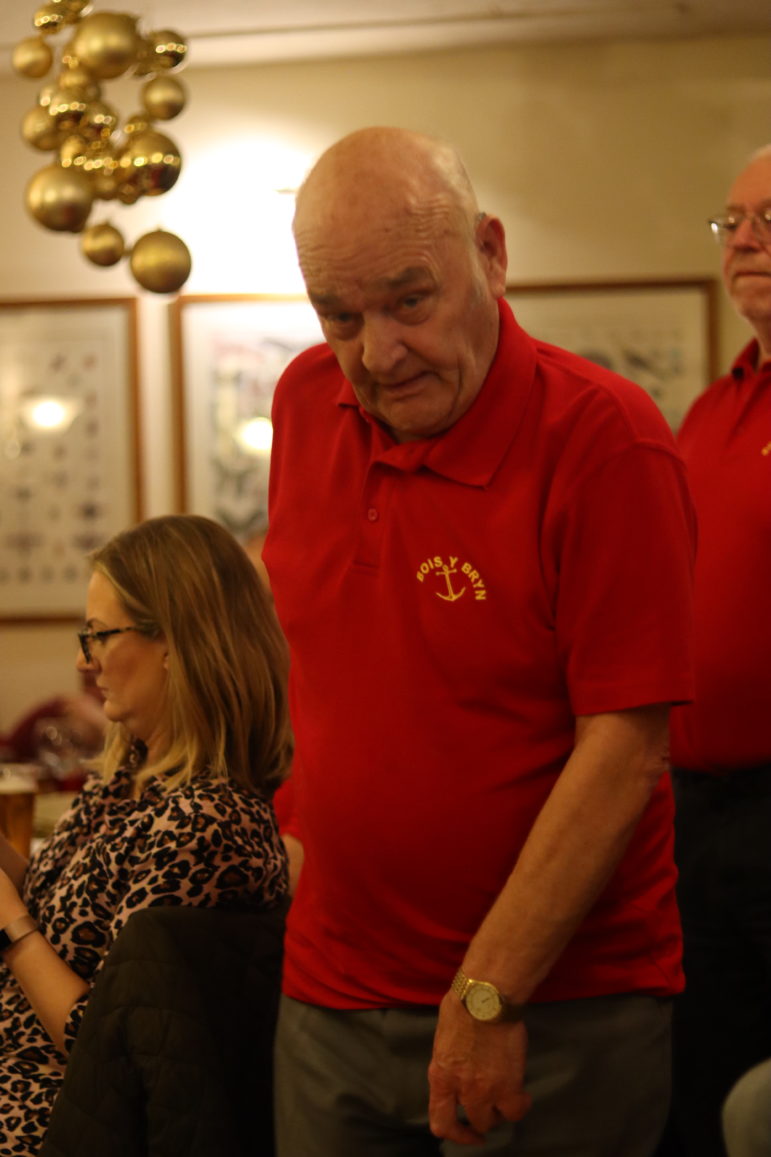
[14,2,192,294]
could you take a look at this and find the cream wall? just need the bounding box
[1,33,768,731]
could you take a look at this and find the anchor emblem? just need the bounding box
[415,554,486,601]
[436,565,465,602]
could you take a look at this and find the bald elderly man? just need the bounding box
[264,127,695,1156]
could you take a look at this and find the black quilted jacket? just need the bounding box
[40,903,287,1157]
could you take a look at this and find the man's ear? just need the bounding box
[477,214,508,299]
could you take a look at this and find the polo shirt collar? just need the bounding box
[334,299,536,485]
[731,339,761,382]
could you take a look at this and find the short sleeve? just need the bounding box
[109,789,287,930]
[552,442,696,715]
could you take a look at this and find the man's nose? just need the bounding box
[730,214,762,248]
[360,317,405,375]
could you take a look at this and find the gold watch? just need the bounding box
[451,968,525,1023]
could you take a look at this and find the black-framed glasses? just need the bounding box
[708,208,771,246]
[77,627,141,664]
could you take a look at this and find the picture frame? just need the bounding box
[504,278,718,430]
[170,293,323,541]
[0,297,140,624]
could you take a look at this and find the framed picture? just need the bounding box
[0,297,140,623]
[170,293,323,541]
[505,278,718,430]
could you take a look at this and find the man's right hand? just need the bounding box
[427,991,532,1145]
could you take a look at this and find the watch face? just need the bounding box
[466,982,502,1021]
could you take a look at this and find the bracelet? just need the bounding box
[0,914,39,953]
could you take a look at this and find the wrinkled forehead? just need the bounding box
[296,175,464,241]
[294,184,469,292]
[726,155,771,208]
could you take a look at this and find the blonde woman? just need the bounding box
[0,515,291,1154]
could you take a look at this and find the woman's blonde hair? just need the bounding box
[91,514,292,795]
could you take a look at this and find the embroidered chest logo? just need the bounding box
[415,555,487,602]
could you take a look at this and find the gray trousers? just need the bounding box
[274,993,672,1156]
[723,1059,771,1157]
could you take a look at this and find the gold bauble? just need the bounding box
[130,229,191,294]
[79,99,118,141]
[70,12,140,80]
[47,86,89,133]
[81,221,125,265]
[91,174,119,200]
[34,5,66,35]
[116,179,142,204]
[13,37,53,79]
[132,37,155,78]
[141,75,186,120]
[123,110,150,136]
[114,141,144,202]
[37,83,57,109]
[119,129,181,196]
[22,106,61,151]
[84,142,119,199]
[58,0,92,21]
[59,132,89,167]
[26,162,94,231]
[148,30,188,71]
[57,63,101,99]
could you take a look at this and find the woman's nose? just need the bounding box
[76,646,95,672]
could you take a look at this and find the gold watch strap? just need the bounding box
[450,967,525,1022]
[451,967,472,1002]
[0,913,39,952]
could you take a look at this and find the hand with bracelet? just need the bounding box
[0,854,36,953]
[0,834,37,952]
[0,849,89,1060]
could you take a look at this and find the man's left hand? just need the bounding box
[428,991,532,1145]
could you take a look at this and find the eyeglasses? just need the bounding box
[77,626,141,664]
[708,208,771,246]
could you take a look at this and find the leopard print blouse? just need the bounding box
[0,763,288,1155]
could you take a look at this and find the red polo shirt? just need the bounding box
[670,340,771,772]
[266,301,695,1008]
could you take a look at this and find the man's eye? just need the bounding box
[322,311,353,326]
[397,294,431,319]
[322,313,360,339]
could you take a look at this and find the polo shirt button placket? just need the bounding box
[354,489,385,569]
[355,463,389,567]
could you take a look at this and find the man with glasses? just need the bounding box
[663,144,771,1157]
